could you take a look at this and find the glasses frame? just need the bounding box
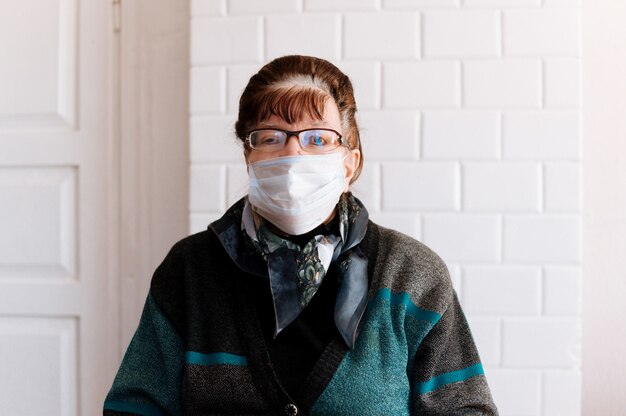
[245,128,349,153]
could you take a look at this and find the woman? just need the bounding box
[104,55,498,415]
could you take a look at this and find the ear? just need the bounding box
[243,149,250,173]
[342,148,361,192]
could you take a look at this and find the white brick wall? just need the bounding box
[190,67,226,114]
[543,371,582,415]
[383,61,461,108]
[229,0,300,15]
[466,0,541,6]
[305,0,379,11]
[382,162,459,210]
[423,11,501,58]
[503,111,580,159]
[464,59,542,107]
[466,317,500,365]
[502,318,581,367]
[344,12,420,59]
[503,8,579,56]
[339,62,381,110]
[191,16,263,64]
[487,369,541,415]
[191,0,225,17]
[422,214,501,262]
[504,215,581,262]
[463,266,541,314]
[463,162,541,211]
[190,115,241,162]
[422,111,500,159]
[266,14,342,61]
[544,266,581,315]
[189,2,582,414]
[544,58,581,107]
[358,110,420,159]
[385,0,459,7]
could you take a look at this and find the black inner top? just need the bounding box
[255,216,342,399]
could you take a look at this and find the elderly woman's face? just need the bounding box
[245,99,361,192]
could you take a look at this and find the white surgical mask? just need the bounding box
[248,152,347,236]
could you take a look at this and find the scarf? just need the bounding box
[242,193,369,349]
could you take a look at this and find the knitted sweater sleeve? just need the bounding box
[411,292,498,415]
[103,243,187,416]
[102,293,184,416]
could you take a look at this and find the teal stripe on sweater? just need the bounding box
[104,400,165,416]
[415,363,485,394]
[186,351,248,366]
[374,288,442,324]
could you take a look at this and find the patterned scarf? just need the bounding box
[242,193,370,349]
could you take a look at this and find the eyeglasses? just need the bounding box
[245,128,347,153]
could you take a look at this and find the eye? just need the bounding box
[310,134,327,146]
[303,130,331,147]
[253,130,284,147]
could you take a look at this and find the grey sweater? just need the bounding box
[104,202,498,415]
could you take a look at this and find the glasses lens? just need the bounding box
[249,130,287,151]
[300,130,341,152]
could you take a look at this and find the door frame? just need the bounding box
[115,0,190,352]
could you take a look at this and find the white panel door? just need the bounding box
[0,1,118,415]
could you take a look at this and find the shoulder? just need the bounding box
[166,229,221,257]
[155,228,236,274]
[365,222,454,315]
[150,229,228,294]
[148,229,237,335]
[163,198,247,264]
[374,224,450,279]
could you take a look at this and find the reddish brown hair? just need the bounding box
[235,55,363,182]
